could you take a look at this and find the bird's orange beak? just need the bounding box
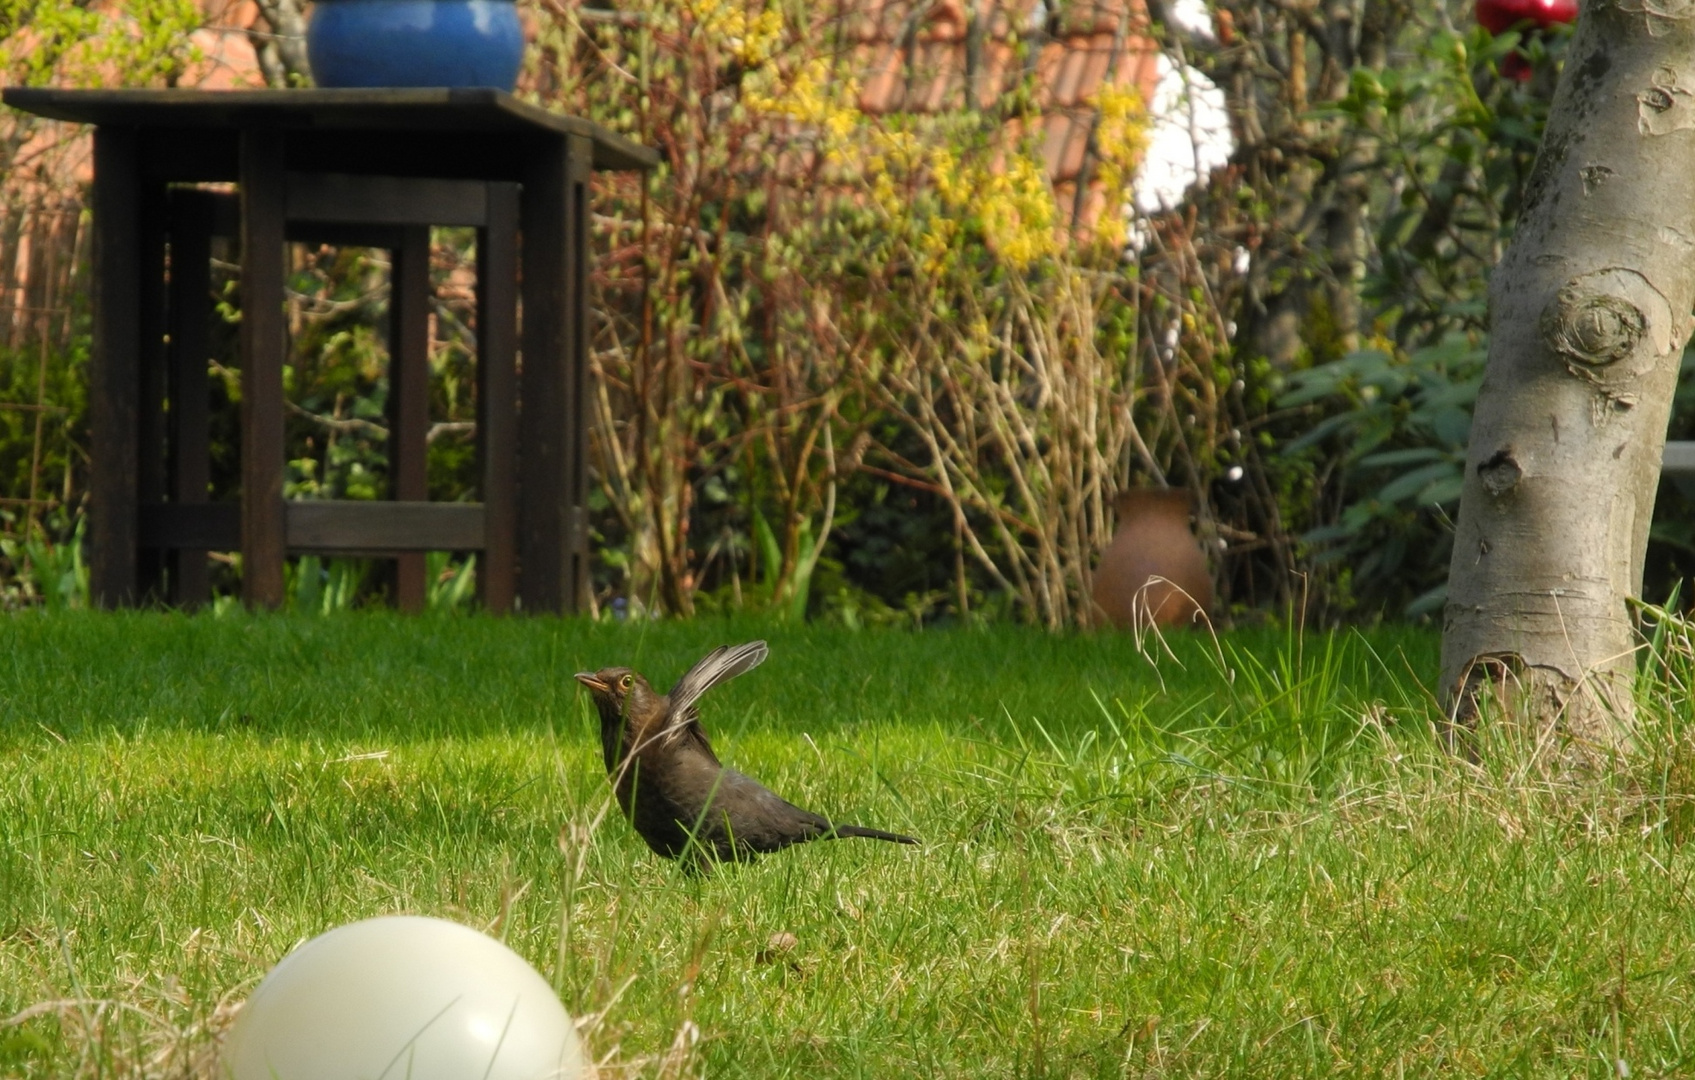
[574,672,610,693]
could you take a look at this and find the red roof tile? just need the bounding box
[1055,0,1134,35]
[859,45,907,114]
[910,40,967,111]
[1040,114,1073,178]
[1050,41,1090,106]
[1078,33,1115,91]
[1119,36,1161,90]
[1053,111,1096,179]
[921,0,971,41]
[873,0,916,43]
[1080,183,1111,223]
[1032,40,1066,105]
[976,38,1019,108]
[983,0,1023,39]
[842,2,888,43]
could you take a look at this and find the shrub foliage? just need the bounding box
[9,1,1690,621]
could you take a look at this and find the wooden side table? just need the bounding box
[1,88,656,614]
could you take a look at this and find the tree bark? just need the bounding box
[249,0,311,88]
[1442,4,1695,743]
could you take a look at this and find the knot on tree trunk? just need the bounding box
[1445,651,1633,768]
[1478,447,1522,496]
[1539,268,1674,374]
[1446,651,1523,748]
[1636,67,1695,135]
[1541,284,1644,367]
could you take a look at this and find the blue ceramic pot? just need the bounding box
[307,0,525,91]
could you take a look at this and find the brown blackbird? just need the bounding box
[574,641,919,866]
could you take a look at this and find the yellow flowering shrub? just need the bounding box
[731,0,1137,271]
[683,0,783,68]
[946,149,1060,268]
[1090,84,1150,249]
[745,56,859,148]
[538,0,1180,625]
[0,0,201,87]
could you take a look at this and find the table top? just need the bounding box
[1,87,657,172]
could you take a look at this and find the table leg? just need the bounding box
[167,190,214,608]
[239,129,288,609]
[89,126,141,608]
[519,133,594,614]
[136,183,169,602]
[389,224,431,612]
[478,183,519,614]
[564,137,593,613]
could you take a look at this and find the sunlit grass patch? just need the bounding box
[3,613,1695,1077]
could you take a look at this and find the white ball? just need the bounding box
[225,915,586,1080]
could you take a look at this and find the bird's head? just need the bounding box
[575,665,665,777]
[575,666,632,708]
[573,666,662,722]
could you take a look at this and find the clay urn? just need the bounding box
[1092,488,1213,629]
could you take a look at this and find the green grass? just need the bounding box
[2,613,1693,1077]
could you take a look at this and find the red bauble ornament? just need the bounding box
[1475,0,1577,35]
[1499,51,1533,81]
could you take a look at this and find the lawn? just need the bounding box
[2,612,1693,1078]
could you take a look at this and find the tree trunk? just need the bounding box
[250,0,312,88]
[1441,6,1695,744]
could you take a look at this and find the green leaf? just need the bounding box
[1358,448,1445,468]
[1418,475,1464,507]
[753,507,781,590]
[1377,462,1457,505]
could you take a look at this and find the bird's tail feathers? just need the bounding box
[831,824,920,845]
[667,640,770,721]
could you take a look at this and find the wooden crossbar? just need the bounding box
[138,501,486,555]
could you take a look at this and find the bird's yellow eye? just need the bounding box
[619,674,634,691]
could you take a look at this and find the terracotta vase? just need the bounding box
[1092,488,1213,629]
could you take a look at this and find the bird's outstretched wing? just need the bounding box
[665,640,769,743]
